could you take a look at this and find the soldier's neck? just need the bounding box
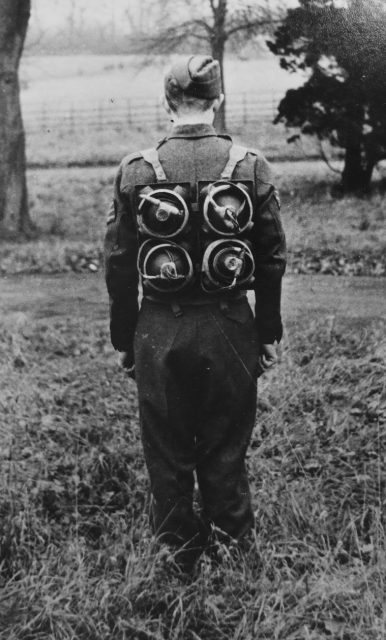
[170,111,215,126]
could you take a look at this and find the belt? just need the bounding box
[143,292,246,306]
[143,293,247,318]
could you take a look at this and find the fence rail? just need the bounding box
[22,91,282,134]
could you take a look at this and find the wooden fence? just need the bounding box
[22,91,282,134]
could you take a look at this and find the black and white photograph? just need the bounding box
[0,0,385,637]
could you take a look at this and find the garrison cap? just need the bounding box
[164,55,222,100]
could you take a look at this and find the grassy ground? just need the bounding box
[0,283,385,638]
[25,121,321,167]
[0,161,385,276]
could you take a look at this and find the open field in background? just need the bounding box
[21,54,316,166]
[0,272,385,639]
[20,55,305,106]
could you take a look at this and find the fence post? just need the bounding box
[41,103,47,132]
[272,92,277,119]
[70,103,76,134]
[156,102,161,129]
[243,93,248,125]
[127,99,132,126]
[98,101,104,130]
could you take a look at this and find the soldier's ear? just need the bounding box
[161,95,173,116]
[213,93,225,113]
[162,95,178,122]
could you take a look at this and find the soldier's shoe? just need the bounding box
[152,532,207,578]
[153,543,203,580]
[173,543,205,576]
[201,525,257,569]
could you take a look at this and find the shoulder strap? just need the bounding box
[123,150,143,165]
[220,144,249,180]
[141,147,167,183]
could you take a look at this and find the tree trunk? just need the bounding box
[0,0,33,237]
[212,39,226,132]
[340,100,373,192]
[341,143,372,192]
[210,0,227,132]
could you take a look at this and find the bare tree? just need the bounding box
[0,0,33,237]
[136,0,283,130]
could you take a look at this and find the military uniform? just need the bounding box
[104,58,286,557]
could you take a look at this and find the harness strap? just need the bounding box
[220,299,229,312]
[141,147,168,182]
[143,293,246,306]
[220,144,249,180]
[171,300,183,317]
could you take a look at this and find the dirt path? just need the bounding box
[0,273,384,327]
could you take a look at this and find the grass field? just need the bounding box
[25,120,316,168]
[21,54,310,165]
[0,275,385,638]
[20,55,304,107]
[0,164,385,638]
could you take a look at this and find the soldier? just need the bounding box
[104,55,286,569]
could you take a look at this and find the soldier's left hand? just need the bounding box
[258,344,278,372]
[118,351,136,380]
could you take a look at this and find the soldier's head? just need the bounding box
[163,55,224,123]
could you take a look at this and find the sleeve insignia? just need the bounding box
[106,200,117,224]
[273,189,281,209]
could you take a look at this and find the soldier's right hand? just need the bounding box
[258,344,278,373]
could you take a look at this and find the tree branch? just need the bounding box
[225,18,283,38]
[188,18,214,36]
[318,139,342,174]
[136,17,213,53]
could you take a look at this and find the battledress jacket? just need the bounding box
[104,123,286,355]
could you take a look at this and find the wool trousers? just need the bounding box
[134,297,260,548]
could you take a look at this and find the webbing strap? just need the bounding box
[220,144,248,180]
[141,147,167,182]
[171,300,183,317]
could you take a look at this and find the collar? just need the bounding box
[165,123,230,140]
